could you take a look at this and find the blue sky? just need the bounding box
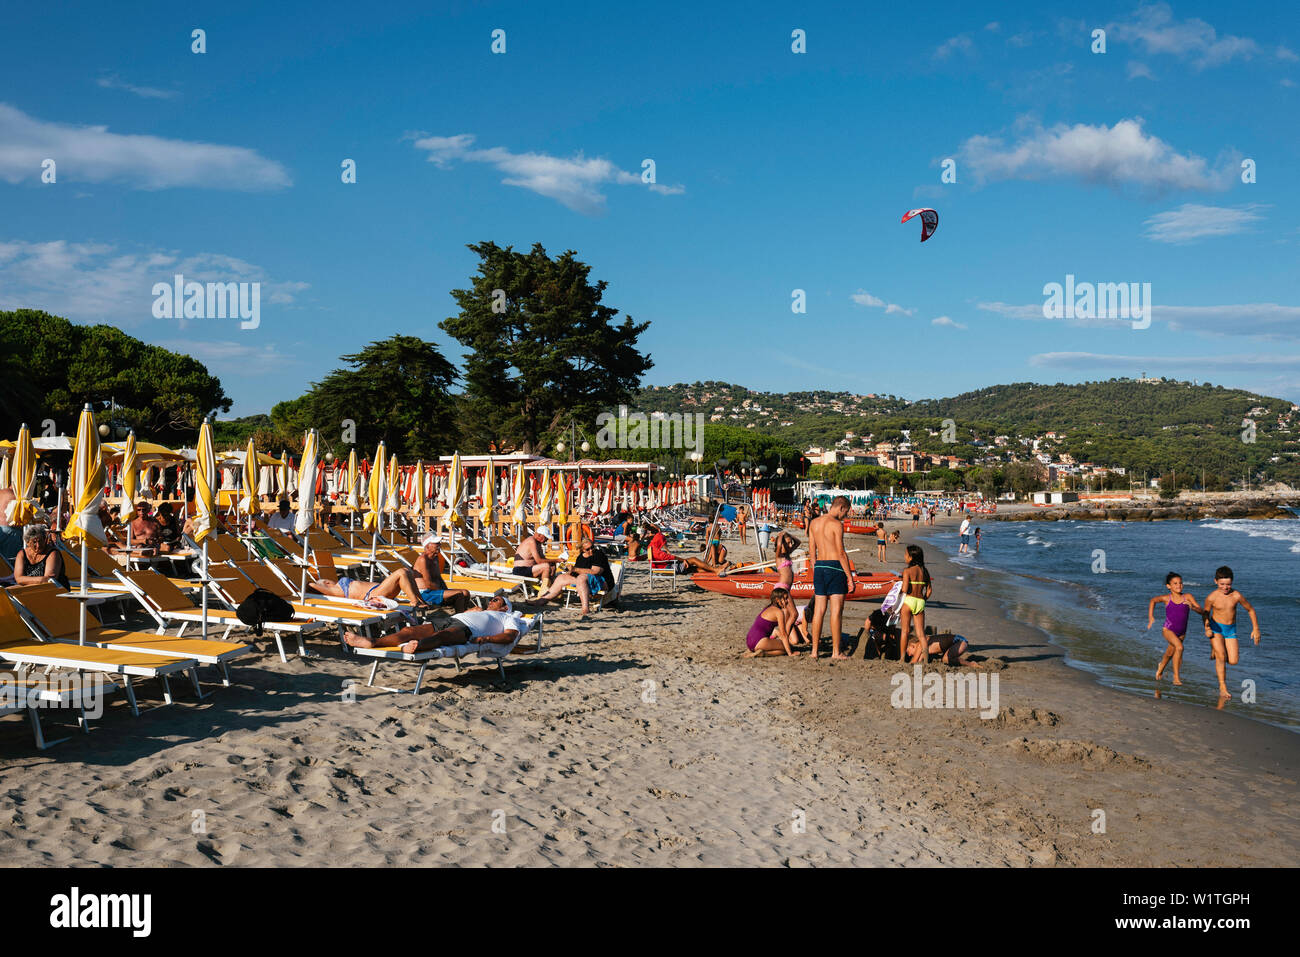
[2,0,1297,418]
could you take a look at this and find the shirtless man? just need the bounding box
[1202,565,1261,701]
[807,495,853,660]
[512,528,553,588]
[344,594,528,655]
[412,534,471,613]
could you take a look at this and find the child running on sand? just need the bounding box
[1202,565,1261,701]
[743,589,801,657]
[1146,571,1204,686]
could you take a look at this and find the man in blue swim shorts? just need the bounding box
[412,534,471,612]
[807,495,854,660]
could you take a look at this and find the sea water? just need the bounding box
[920,518,1300,732]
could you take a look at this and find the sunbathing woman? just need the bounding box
[743,589,801,657]
[1146,571,1203,686]
[899,544,933,665]
[307,565,429,607]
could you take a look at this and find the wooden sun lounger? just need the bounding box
[0,589,199,715]
[352,611,545,694]
[10,583,252,691]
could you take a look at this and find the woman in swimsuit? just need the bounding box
[1146,571,1203,686]
[899,544,933,664]
[743,589,800,657]
[704,539,732,573]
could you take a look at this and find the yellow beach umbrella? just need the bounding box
[364,441,386,531]
[65,405,106,548]
[65,405,107,644]
[536,466,554,525]
[556,470,569,527]
[479,457,495,525]
[413,460,427,530]
[277,451,289,499]
[442,452,464,531]
[118,431,139,528]
[10,423,38,525]
[386,454,401,517]
[193,418,217,638]
[345,448,361,512]
[295,430,319,600]
[239,437,259,528]
[510,464,527,528]
[0,448,9,494]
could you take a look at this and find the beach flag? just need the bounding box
[64,405,106,547]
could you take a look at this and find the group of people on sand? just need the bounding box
[1146,567,1261,700]
[743,494,977,666]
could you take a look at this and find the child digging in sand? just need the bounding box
[1146,571,1204,687]
[1202,565,1261,701]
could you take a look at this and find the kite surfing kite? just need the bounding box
[901,208,939,242]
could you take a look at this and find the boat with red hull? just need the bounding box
[691,570,897,601]
[789,518,878,536]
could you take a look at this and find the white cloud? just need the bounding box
[1110,3,1264,69]
[0,240,308,326]
[154,339,293,376]
[0,103,290,189]
[931,316,967,329]
[1126,61,1155,80]
[96,74,180,100]
[1031,351,1300,371]
[984,22,1001,33]
[851,289,914,316]
[1143,203,1267,243]
[936,35,974,58]
[956,117,1233,192]
[408,133,683,214]
[979,299,1300,339]
[1279,46,1299,62]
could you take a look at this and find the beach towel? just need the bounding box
[880,580,903,615]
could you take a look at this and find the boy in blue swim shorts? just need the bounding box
[807,495,854,660]
[1203,565,1261,702]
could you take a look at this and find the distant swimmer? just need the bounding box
[1146,571,1204,687]
[1202,565,1261,702]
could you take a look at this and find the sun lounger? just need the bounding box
[352,611,545,694]
[0,588,199,715]
[1,667,123,748]
[10,583,252,691]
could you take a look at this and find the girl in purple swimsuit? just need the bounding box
[1146,571,1205,686]
[743,590,801,658]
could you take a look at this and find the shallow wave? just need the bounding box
[1200,519,1300,553]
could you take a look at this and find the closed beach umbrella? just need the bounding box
[65,406,107,643]
[239,437,259,530]
[510,464,527,529]
[118,432,139,525]
[10,424,38,525]
[413,461,427,530]
[536,467,554,525]
[277,451,289,498]
[295,430,319,600]
[555,470,569,535]
[386,454,401,517]
[345,448,361,512]
[364,441,386,531]
[442,452,464,531]
[480,457,495,525]
[0,449,8,495]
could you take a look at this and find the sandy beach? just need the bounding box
[2,513,1297,867]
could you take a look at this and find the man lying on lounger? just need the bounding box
[307,566,430,607]
[343,595,529,655]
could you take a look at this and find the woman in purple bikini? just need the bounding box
[1146,571,1204,686]
[743,589,801,658]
